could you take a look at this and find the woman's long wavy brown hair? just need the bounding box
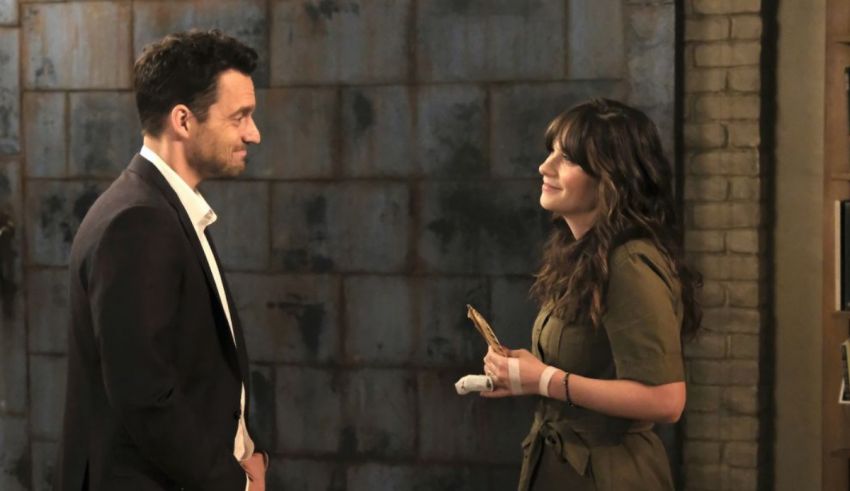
[530,98,702,339]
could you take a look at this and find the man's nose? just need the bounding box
[244,117,261,144]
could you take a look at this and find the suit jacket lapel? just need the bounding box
[127,155,242,377]
[204,229,250,385]
[205,232,257,434]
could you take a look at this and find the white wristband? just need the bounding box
[538,366,558,398]
[508,358,523,395]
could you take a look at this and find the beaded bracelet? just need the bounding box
[563,371,575,407]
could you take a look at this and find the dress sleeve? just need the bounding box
[602,245,685,385]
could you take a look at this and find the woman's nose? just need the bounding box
[539,154,555,176]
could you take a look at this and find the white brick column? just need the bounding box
[682,0,765,490]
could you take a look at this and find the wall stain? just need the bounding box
[0,104,12,140]
[12,449,31,488]
[80,117,118,175]
[328,466,346,491]
[432,102,486,175]
[351,91,374,133]
[509,105,549,173]
[432,0,540,17]
[34,58,56,86]
[0,210,17,319]
[424,473,466,489]
[279,248,334,273]
[39,194,64,232]
[276,196,333,272]
[304,195,327,225]
[39,187,101,250]
[365,432,391,454]
[304,0,360,24]
[425,336,451,360]
[0,172,10,196]
[426,186,534,253]
[234,20,265,39]
[266,300,325,356]
[338,425,357,455]
[73,188,100,222]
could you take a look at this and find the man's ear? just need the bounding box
[169,104,192,140]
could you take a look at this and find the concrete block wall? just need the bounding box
[0,1,676,489]
[681,0,767,490]
[0,5,26,489]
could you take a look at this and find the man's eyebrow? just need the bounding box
[229,105,255,117]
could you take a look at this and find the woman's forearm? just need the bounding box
[547,371,686,423]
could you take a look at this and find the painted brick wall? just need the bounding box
[681,0,766,490]
[0,1,676,490]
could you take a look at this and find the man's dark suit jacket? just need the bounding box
[55,155,259,491]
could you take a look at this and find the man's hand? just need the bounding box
[241,452,267,491]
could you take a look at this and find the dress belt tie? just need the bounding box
[518,418,654,491]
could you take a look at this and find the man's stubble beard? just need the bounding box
[186,138,245,180]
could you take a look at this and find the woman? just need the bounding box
[482,98,702,491]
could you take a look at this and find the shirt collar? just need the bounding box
[140,145,217,231]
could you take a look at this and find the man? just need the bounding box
[55,29,266,490]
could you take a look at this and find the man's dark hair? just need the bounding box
[133,29,258,136]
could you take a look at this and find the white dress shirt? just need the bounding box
[140,146,255,487]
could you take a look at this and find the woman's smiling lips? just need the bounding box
[541,181,561,192]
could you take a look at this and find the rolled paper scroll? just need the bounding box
[466,304,506,355]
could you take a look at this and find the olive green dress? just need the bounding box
[518,240,685,491]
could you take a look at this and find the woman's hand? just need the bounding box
[481,346,548,398]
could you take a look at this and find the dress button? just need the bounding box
[544,435,557,446]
